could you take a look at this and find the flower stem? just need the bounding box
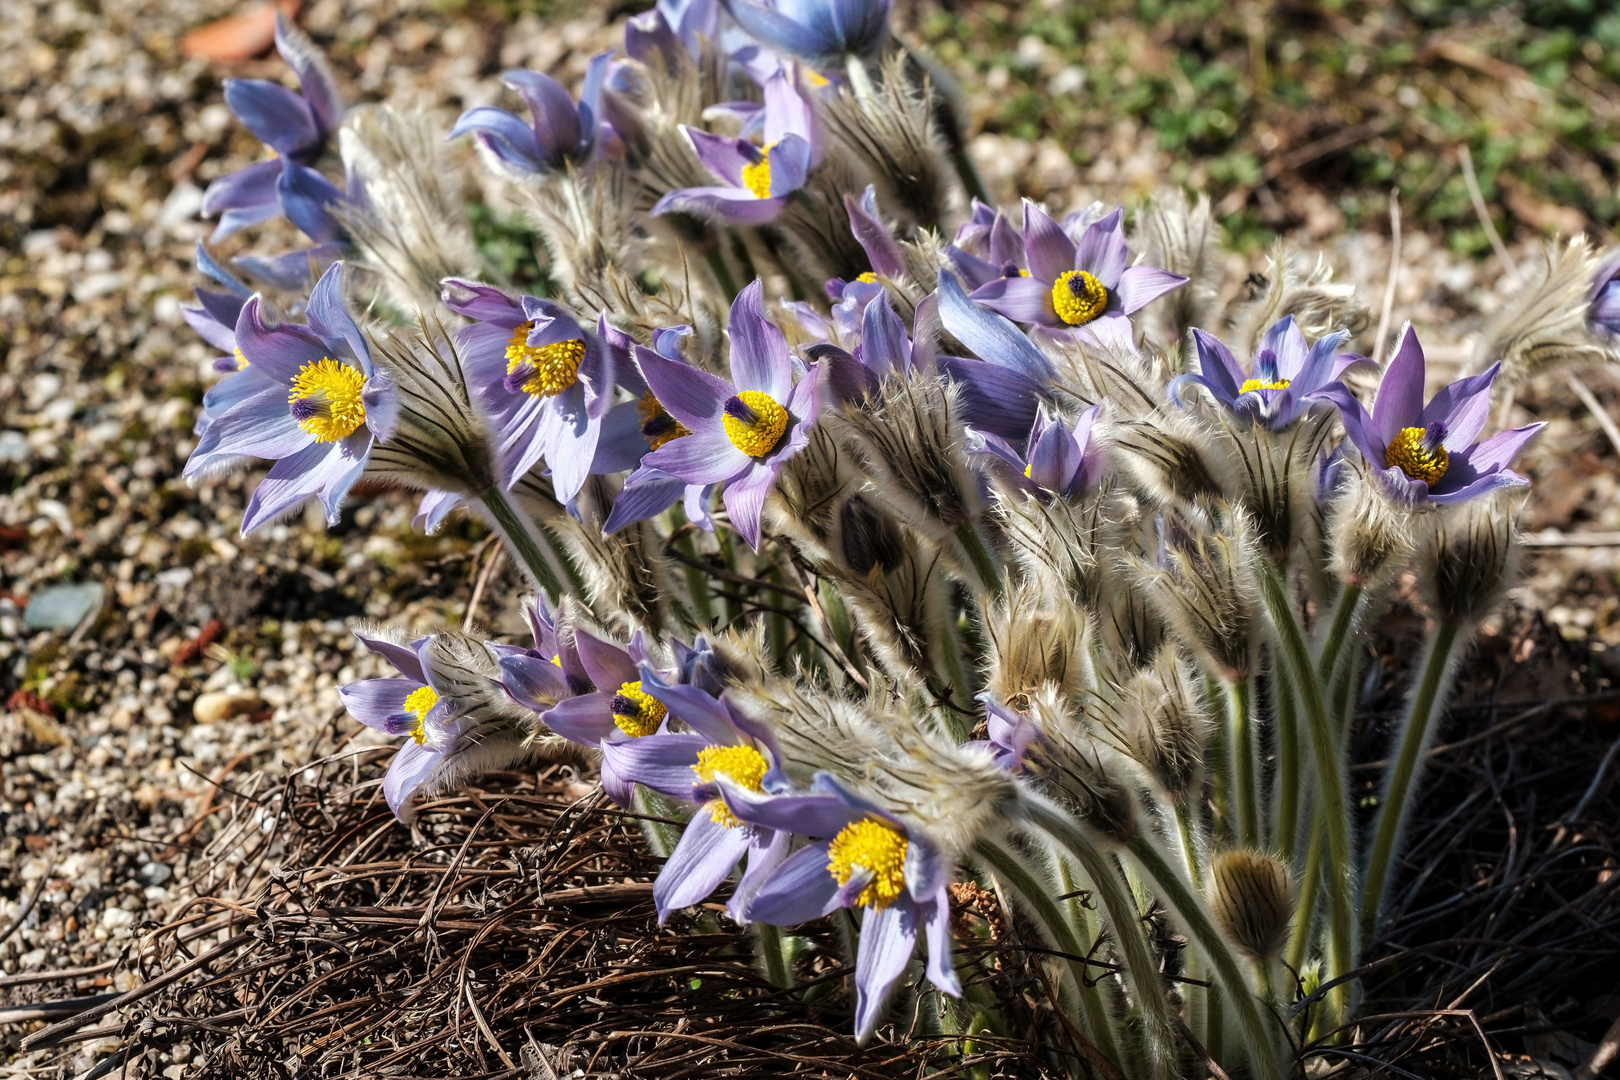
[704,247,740,303]
[953,519,1003,599]
[1315,583,1363,686]
[1256,559,1354,1036]
[1359,619,1462,940]
[1271,653,1302,860]
[480,487,564,601]
[1228,676,1261,850]
[1024,802,1179,1080]
[974,838,1125,1076]
[1285,808,1323,973]
[1123,834,1286,1080]
[754,921,793,989]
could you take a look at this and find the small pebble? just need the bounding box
[191,690,266,723]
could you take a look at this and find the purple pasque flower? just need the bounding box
[947,201,1028,290]
[967,694,1040,772]
[185,244,275,447]
[1172,316,1365,431]
[720,772,962,1043]
[721,0,890,64]
[652,70,817,226]
[626,0,719,66]
[933,269,1053,441]
[600,671,791,922]
[202,14,342,241]
[441,279,614,504]
[968,201,1186,346]
[974,403,1107,497]
[1589,249,1620,337]
[496,613,669,806]
[183,262,396,533]
[338,633,461,820]
[634,280,825,549]
[1309,326,1544,506]
[449,57,611,177]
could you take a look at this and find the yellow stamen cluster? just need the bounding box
[1238,378,1291,394]
[740,145,774,199]
[723,390,790,458]
[287,358,368,443]
[855,272,879,284]
[1385,425,1449,485]
[691,744,769,828]
[637,391,691,450]
[402,685,439,746]
[506,322,586,398]
[826,818,909,910]
[233,347,249,370]
[1051,269,1109,327]
[610,680,667,738]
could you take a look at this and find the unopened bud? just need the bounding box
[1417,496,1518,626]
[1210,849,1294,963]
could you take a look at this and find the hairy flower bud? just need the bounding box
[1209,849,1294,963]
[983,581,1090,706]
[1327,469,1416,588]
[1475,236,1607,390]
[1417,495,1519,626]
[1114,646,1207,803]
[1135,508,1262,682]
[1136,189,1218,349]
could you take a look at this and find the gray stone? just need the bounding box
[23,582,106,630]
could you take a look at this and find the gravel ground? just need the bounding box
[3,0,1619,1072]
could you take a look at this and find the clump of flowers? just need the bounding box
[180,4,1603,1074]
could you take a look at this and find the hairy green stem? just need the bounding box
[1025,802,1179,1080]
[1271,655,1302,860]
[480,487,564,601]
[755,921,793,989]
[1123,835,1286,1080]
[1285,807,1323,973]
[1206,676,1232,841]
[1359,620,1463,940]
[1315,584,1364,682]
[953,519,1004,599]
[1257,559,1354,1035]
[704,246,740,302]
[975,838,1126,1077]
[1228,677,1261,849]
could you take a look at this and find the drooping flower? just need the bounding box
[1309,326,1544,506]
[974,403,1107,498]
[720,772,962,1042]
[632,280,825,548]
[600,671,790,922]
[651,71,817,226]
[448,59,611,177]
[1172,316,1365,430]
[968,201,1185,346]
[441,279,614,504]
[340,631,543,821]
[721,0,891,65]
[184,262,396,533]
[201,14,342,241]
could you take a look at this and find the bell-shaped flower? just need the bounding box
[337,634,461,819]
[721,772,962,1043]
[652,71,817,226]
[183,262,396,533]
[441,280,615,504]
[721,0,890,65]
[974,403,1107,498]
[449,58,610,177]
[968,201,1185,346]
[631,280,825,549]
[202,15,343,240]
[1172,316,1365,431]
[1309,326,1543,506]
[600,671,791,922]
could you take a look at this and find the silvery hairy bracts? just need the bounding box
[1474,235,1608,389]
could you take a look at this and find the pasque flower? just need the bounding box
[201,14,342,240]
[448,58,610,176]
[183,262,396,533]
[601,671,790,922]
[968,201,1185,346]
[1589,249,1620,338]
[720,772,962,1043]
[1173,316,1365,430]
[634,280,825,548]
[442,279,615,504]
[338,634,463,819]
[974,403,1107,497]
[652,71,817,226]
[1310,326,1543,506]
[721,0,891,64]
[933,269,1052,440]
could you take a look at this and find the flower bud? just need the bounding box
[1209,849,1294,963]
[1417,496,1519,626]
[1116,646,1207,803]
[1327,469,1416,588]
